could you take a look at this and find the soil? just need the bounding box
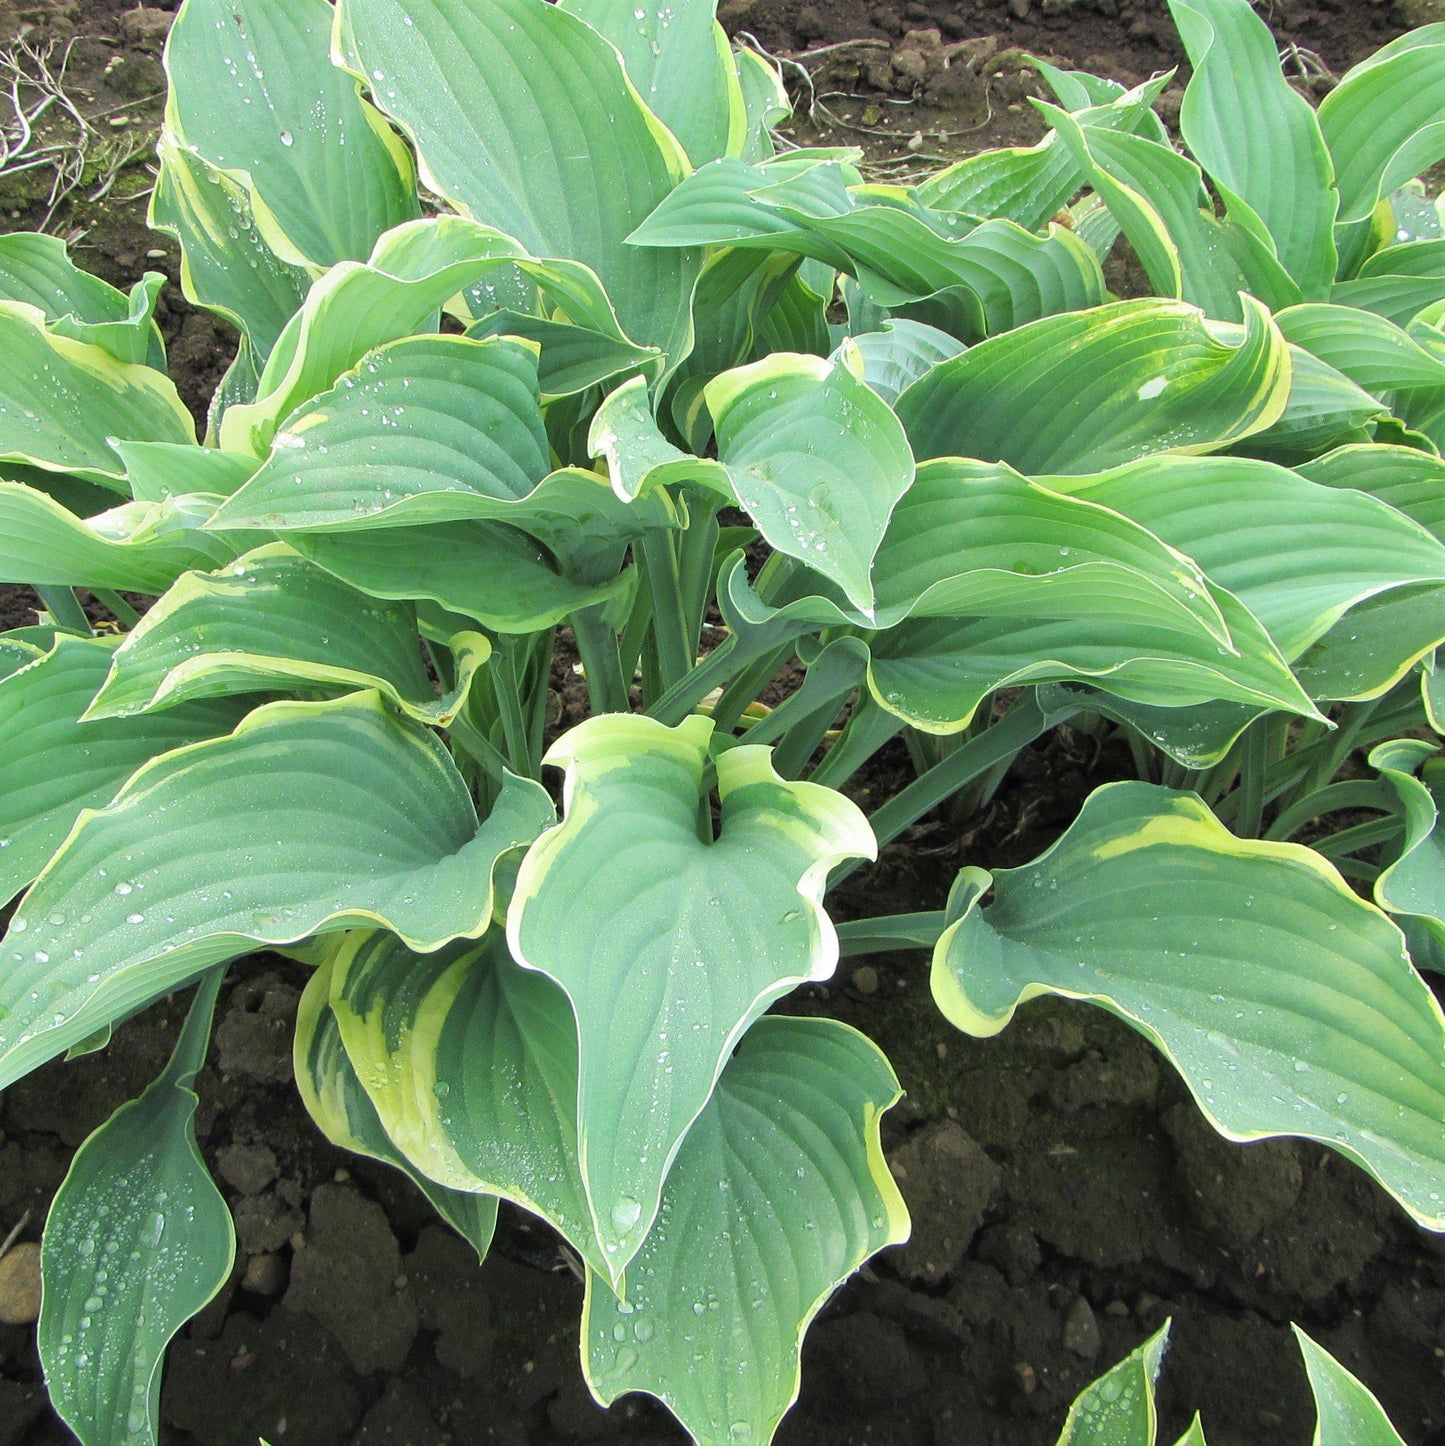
[3,2,1445,1445]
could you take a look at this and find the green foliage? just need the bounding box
[2,0,1443,1439]
[1052,1324,1411,1445]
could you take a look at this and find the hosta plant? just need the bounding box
[1,0,1445,1440]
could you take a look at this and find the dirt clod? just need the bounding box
[0,1243,41,1326]
[283,1184,420,1376]
[217,1142,280,1197]
[1164,1102,1303,1248]
[233,1191,304,1256]
[117,6,174,49]
[888,1120,1000,1285]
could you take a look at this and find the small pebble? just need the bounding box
[1062,1295,1101,1359]
[852,964,879,995]
[0,1242,41,1325]
[241,1252,287,1297]
[108,115,130,128]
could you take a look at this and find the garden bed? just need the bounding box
[0,2,1442,1444]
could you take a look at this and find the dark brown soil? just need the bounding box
[3,2,1445,1445]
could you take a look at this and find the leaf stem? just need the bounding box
[808,692,901,791]
[641,530,694,695]
[91,590,141,628]
[836,910,947,956]
[866,693,1075,855]
[35,586,91,636]
[1262,779,1393,842]
[570,605,630,716]
[490,637,537,777]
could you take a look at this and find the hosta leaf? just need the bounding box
[1275,303,1445,400]
[868,582,1317,734]
[326,930,603,1274]
[0,636,245,908]
[0,304,194,482]
[38,970,232,1446]
[0,693,555,1090]
[1318,27,1445,227]
[838,320,964,407]
[212,335,667,582]
[0,465,119,517]
[207,341,264,449]
[1333,238,1445,326]
[919,73,1172,231]
[216,215,540,456]
[659,247,801,450]
[507,714,875,1276]
[1053,108,1303,322]
[734,44,791,163]
[1292,584,1445,702]
[1040,454,1445,659]
[632,157,1105,342]
[931,782,1445,1229]
[85,545,489,725]
[705,349,916,614]
[0,632,45,678]
[1167,0,1338,296]
[582,1016,908,1446]
[149,135,309,363]
[1299,444,1445,544]
[559,0,741,167]
[589,374,732,501]
[1036,686,1265,771]
[294,959,499,1260]
[466,310,659,399]
[1293,1328,1409,1446]
[1370,739,1445,968]
[292,520,636,634]
[627,152,856,254]
[589,355,914,615]
[0,233,164,369]
[1055,1322,1170,1445]
[0,483,241,593]
[211,334,549,529]
[1230,345,1385,466]
[895,297,1290,475]
[869,458,1229,640]
[334,0,697,357]
[111,442,258,506]
[756,263,833,358]
[164,0,419,268]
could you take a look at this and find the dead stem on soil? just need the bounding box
[0,37,157,229]
[0,1210,31,1264]
[739,29,999,179]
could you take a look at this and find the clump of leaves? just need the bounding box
[0,0,1443,1441]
